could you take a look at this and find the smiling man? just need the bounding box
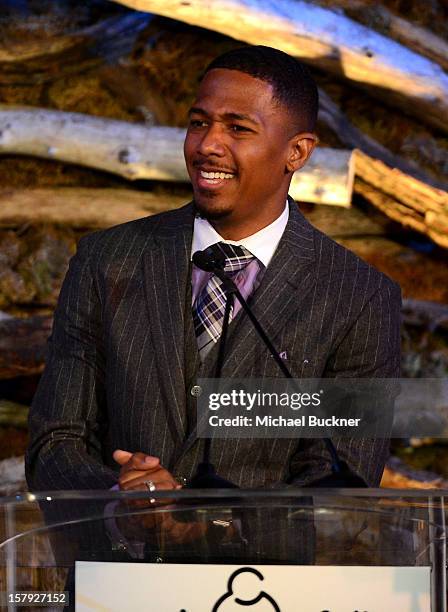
[26,46,401,506]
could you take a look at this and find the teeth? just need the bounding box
[200,170,234,179]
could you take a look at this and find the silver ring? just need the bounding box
[144,480,156,503]
[144,480,156,492]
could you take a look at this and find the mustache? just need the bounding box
[193,162,237,173]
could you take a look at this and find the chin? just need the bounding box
[194,197,233,221]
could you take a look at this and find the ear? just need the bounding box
[286,132,318,173]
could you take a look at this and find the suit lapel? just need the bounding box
[141,203,196,445]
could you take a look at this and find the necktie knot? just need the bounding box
[209,242,254,274]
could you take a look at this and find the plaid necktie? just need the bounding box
[193,242,255,357]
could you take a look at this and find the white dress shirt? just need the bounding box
[191,200,289,266]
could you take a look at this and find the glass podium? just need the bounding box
[0,489,446,610]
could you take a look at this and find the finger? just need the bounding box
[118,466,166,488]
[119,466,176,489]
[113,449,158,469]
[129,452,161,470]
[120,476,177,492]
[113,450,161,470]
[113,449,133,465]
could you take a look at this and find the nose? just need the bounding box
[196,123,226,157]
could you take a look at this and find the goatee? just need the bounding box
[193,200,232,221]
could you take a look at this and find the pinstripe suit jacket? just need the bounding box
[26,199,401,491]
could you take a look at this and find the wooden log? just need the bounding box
[109,0,448,134]
[0,316,52,380]
[318,88,448,192]
[327,0,448,72]
[0,107,187,181]
[354,150,448,248]
[291,148,354,206]
[0,108,355,206]
[0,189,186,229]
[385,13,448,72]
[0,13,152,84]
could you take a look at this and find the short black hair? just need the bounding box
[203,45,318,133]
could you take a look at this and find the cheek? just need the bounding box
[183,136,195,162]
[248,141,285,168]
[244,149,285,185]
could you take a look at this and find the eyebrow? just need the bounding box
[188,106,260,126]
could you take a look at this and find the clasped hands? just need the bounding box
[112,449,206,545]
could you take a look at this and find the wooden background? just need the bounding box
[0,0,448,492]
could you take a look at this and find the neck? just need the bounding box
[210,203,287,241]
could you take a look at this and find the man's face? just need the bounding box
[184,68,314,237]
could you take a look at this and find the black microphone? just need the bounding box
[193,247,226,272]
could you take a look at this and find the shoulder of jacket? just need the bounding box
[312,226,401,295]
[77,203,192,257]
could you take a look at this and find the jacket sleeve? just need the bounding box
[287,277,402,487]
[25,235,118,491]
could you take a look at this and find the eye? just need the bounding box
[189,119,207,128]
[230,124,250,132]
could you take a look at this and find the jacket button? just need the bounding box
[190,385,202,397]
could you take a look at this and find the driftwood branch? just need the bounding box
[0,108,355,206]
[108,0,448,134]
[354,150,448,248]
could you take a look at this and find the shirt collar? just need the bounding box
[191,200,289,267]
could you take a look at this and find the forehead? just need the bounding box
[192,68,279,121]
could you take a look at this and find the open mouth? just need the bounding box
[196,169,236,190]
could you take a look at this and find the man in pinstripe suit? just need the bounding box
[26,47,401,522]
